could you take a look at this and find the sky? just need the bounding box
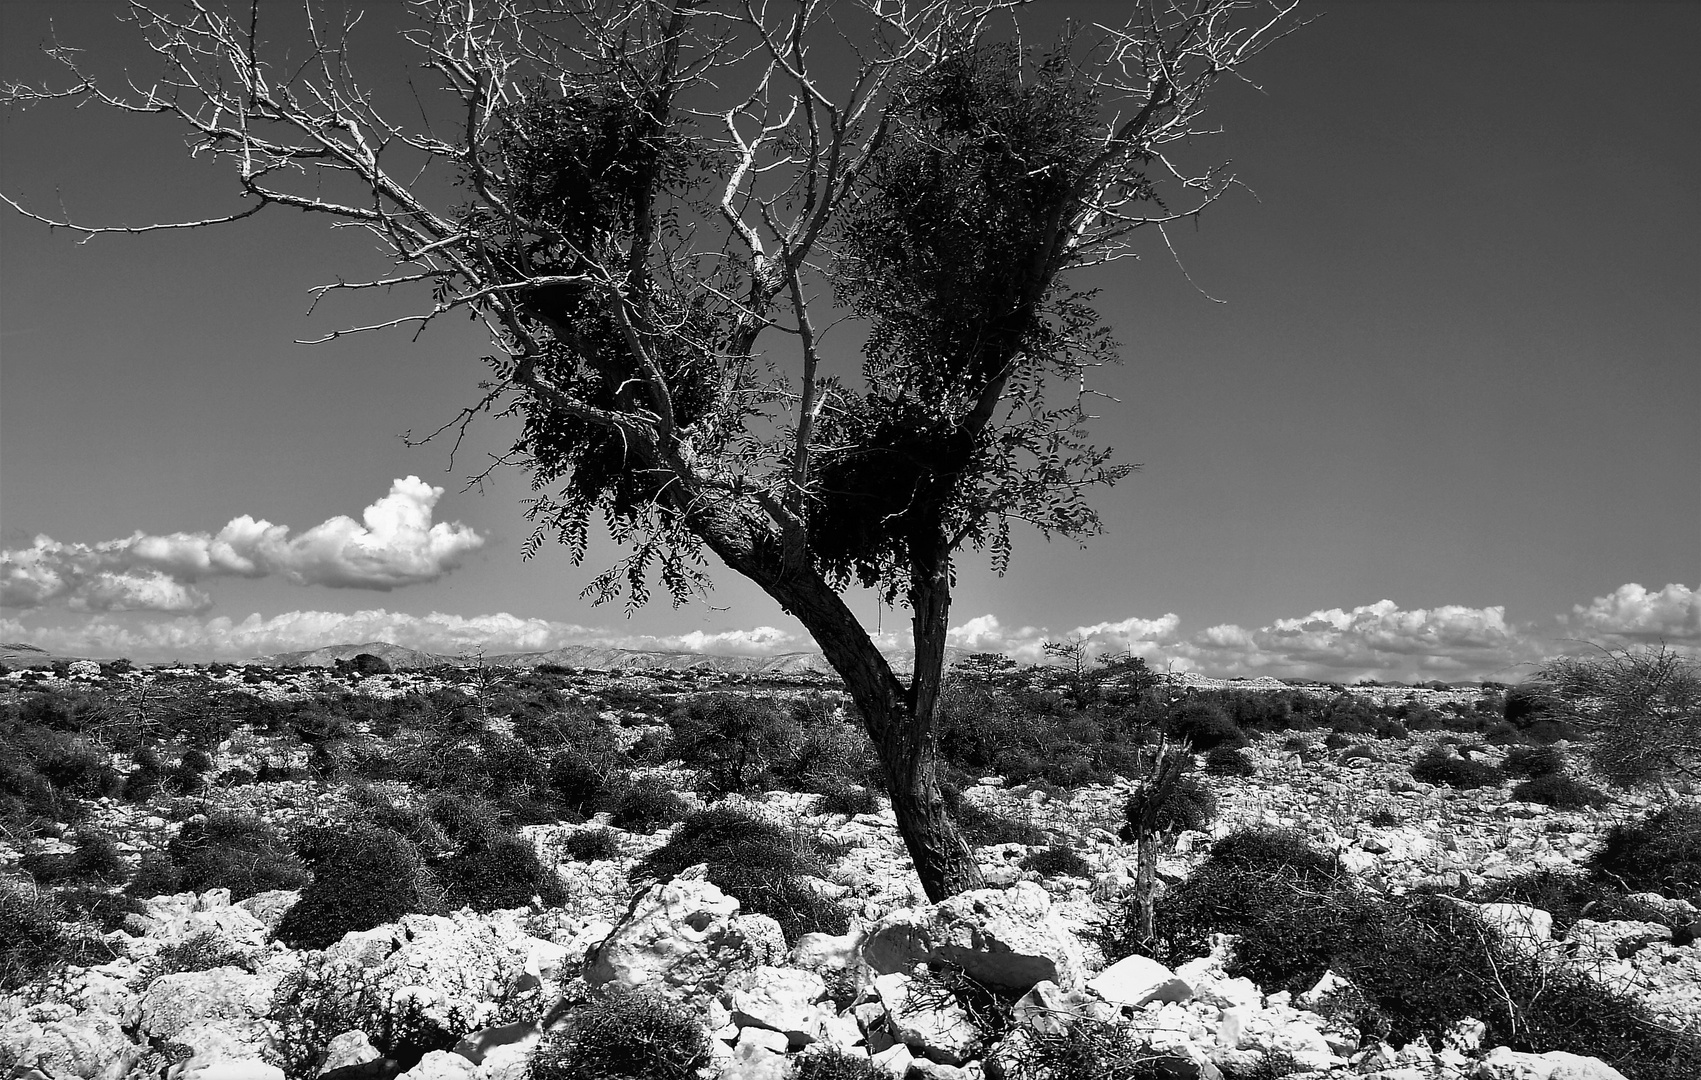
[1,1,1696,681]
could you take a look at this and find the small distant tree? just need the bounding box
[1536,644,1701,788]
[3,0,1299,899]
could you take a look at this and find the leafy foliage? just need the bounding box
[528,988,711,1080]
[274,825,440,950]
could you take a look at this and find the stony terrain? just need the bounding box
[1,655,1695,1080]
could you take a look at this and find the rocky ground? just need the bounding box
[2,662,1695,1080]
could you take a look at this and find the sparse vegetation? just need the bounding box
[528,989,711,1080]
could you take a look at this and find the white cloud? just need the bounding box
[1566,583,1700,643]
[1,478,484,613]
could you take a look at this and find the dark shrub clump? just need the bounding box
[633,805,847,941]
[1204,747,1256,777]
[1020,844,1091,878]
[668,694,802,794]
[1119,774,1217,841]
[274,825,438,950]
[1168,701,1248,751]
[817,786,882,817]
[1592,806,1701,905]
[437,832,566,912]
[528,989,710,1080]
[608,777,689,834]
[1409,748,1502,789]
[1501,745,1566,779]
[1511,773,1605,810]
[792,1048,884,1080]
[160,812,309,901]
[560,828,621,863]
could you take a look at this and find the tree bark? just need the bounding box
[688,500,984,900]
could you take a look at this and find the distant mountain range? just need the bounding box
[244,640,844,675]
[1,641,99,667]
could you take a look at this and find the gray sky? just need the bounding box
[2,1,1696,679]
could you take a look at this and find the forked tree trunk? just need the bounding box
[690,505,985,901]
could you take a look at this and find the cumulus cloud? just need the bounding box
[1566,583,1700,643]
[1,478,484,613]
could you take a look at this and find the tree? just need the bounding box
[1535,644,1701,789]
[3,0,1299,900]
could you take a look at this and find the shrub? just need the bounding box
[608,777,689,834]
[547,746,628,816]
[1120,774,1217,840]
[164,812,310,901]
[1167,701,1247,751]
[792,1048,884,1080]
[437,831,566,912]
[668,694,803,794]
[1511,772,1604,810]
[1501,745,1566,778]
[1409,748,1502,789]
[423,790,504,849]
[274,825,439,950]
[1203,747,1255,777]
[816,786,883,817]
[1476,869,1673,937]
[991,1017,1169,1080]
[141,932,253,981]
[528,988,710,1080]
[1592,805,1701,904]
[1,877,72,990]
[1539,646,1700,784]
[20,829,126,887]
[1504,683,1558,727]
[1338,744,1376,763]
[633,805,846,941]
[1020,844,1090,878]
[954,797,1047,848]
[561,828,621,862]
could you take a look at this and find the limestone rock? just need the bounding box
[585,875,773,1007]
[873,971,981,1066]
[395,1051,474,1080]
[318,1030,381,1075]
[862,882,1083,992]
[725,965,828,1045]
[0,1008,136,1080]
[1474,1047,1630,1080]
[135,966,278,1043]
[1087,954,1193,1009]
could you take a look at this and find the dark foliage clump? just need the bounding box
[1592,806,1701,905]
[437,832,566,912]
[633,804,847,941]
[1119,774,1217,840]
[1167,701,1248,751]
[792,1048,885,1080]
[1511,772,1605,810]
[940,783,1048,847]
[1,876,114,990]
[1409,748,1503,790]
[1203,747,1256,778]
[528,988,710,1080]
[608,776,689,834]
[992,1016,1170,1080]
[20,830,126,886]
[274,825,439,950]
[667,693,803,794]
[817,786,883,817]
[1020,843,1090,878]
[560,827,621,862]
[146,811,310,901]
[1501,745,1566,779]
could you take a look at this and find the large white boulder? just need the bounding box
[134,966,279,1045]
[725,965,829,1046]
[585,873,781,1008]
[862,882,1083,992]
[1087,954,1193,1009]
[1475,1047,1630,1080]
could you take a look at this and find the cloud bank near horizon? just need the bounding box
[0,478,484,613]
[3,582,1693,682]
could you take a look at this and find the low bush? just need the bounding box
[1,877,72,991]
[947,789,1047,848]
[529,988,711,1080]
[1592,805,1701,905]
[633,805,847,941]
[792,1048,885,1080]
[1203,747,1255,777]
[548,745,630,816]
[1020,844,1090,878]
[1501,745,1566,779]
[817,786,883,817]
[668,694,803,794]
[437,831,566,911]
[1511,772,1605,810]
[162,812,309,901]
[1167,701,1248,751]
[991,1016,1170,1080]
[1409,749,1502,789]
[20,830,126,886]
[274,824,439,950]
[608,777,689,834]
[1120,774,1217,840]
[1476,869,1674,937]
[560,828,621,863]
